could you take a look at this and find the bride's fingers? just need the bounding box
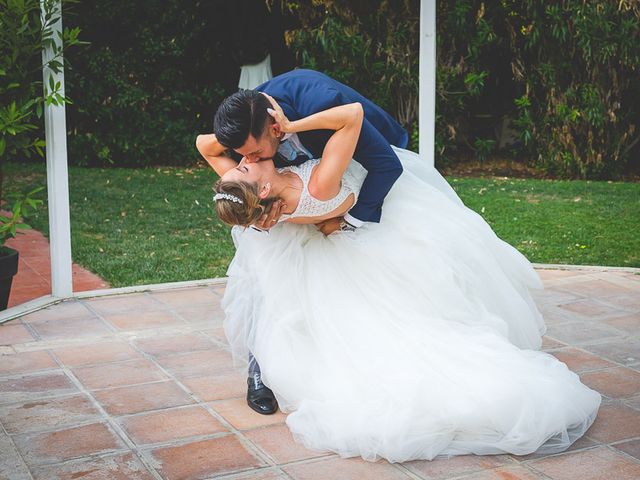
[261,92,287,125]
[261,92,279,112]
[267,107,282,125]
[254,214,268,230]
[254,200,284,230]
[266,200,284,225]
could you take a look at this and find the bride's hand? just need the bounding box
[254,199,286,231]
[261,92,294,133]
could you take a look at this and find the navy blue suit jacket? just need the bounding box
[256,69,408,224]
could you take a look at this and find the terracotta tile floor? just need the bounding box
[5,228,109,308]
[1,267,639,479]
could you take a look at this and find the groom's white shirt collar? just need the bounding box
[278,132,314,159]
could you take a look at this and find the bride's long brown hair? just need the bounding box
[213,179,278,227]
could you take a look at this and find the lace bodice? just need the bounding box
[278,159,367,221]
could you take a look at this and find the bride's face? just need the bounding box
[222,157,274,186]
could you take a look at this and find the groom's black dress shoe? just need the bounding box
[247,372,278,415]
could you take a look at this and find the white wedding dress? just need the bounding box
[221,146,601,462]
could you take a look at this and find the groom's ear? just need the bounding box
[269,122,280,138]
[268,118,280,138]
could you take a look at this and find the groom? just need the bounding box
[196,68,408,414]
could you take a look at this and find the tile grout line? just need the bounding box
[547,295,637,320]
[515,463,557,480]
[81,292,165,335]
[524,443,640,476]
[0,414,36,480]
[19,257,52,287]
[208,465,296,480]
[539,297,639,321]
[606,439,640,466]
[517,447,605,479]
[549,287,640,309]
[392,462,430,480]
[609,435,640,447]
[18,317,43,342]
[551,294,640,316]
[82,290,230,348]
[541,336,634,352]
[543,343,640,377]
[10,320,225,354]
[604,444,640,465]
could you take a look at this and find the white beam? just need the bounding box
[419,0,436,167]
[41,0,73,297]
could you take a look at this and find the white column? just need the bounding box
[41,0,73,297]
[419,0,436,168]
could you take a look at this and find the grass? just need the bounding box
[447,176,639,269]
[4,161,640,287]
[5,162,233,287]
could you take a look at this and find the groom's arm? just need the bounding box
[195,133,240,177]
[346,120,403,226]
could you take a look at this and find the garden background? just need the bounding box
[2,0,639,290]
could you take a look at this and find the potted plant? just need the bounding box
[0,188,43,310]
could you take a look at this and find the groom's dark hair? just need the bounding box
[213,90,273,149]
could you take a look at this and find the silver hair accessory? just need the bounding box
[213,192,244,204]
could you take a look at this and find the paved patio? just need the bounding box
[0,266,639,480]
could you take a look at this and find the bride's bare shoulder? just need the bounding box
[308,164,341,201]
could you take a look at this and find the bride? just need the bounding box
[211,99,601,462]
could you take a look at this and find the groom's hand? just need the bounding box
[317,217,342,236]
[254,199,286,230]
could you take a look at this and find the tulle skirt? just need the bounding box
[221,146,601,462]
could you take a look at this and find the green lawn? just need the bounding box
[5,162,639,287]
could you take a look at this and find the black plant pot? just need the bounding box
[0,247,19,311]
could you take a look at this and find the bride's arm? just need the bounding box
[305,103,363,201]
[264,93,364,201]
[283,102,362,135]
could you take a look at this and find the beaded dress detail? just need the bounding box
[278,159,366,221]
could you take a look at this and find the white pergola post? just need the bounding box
[41,0,73,297]
[419,0,436,167]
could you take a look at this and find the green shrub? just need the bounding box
[507,1,640,179]
[1,0,82,160]
[63,1,229,167]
